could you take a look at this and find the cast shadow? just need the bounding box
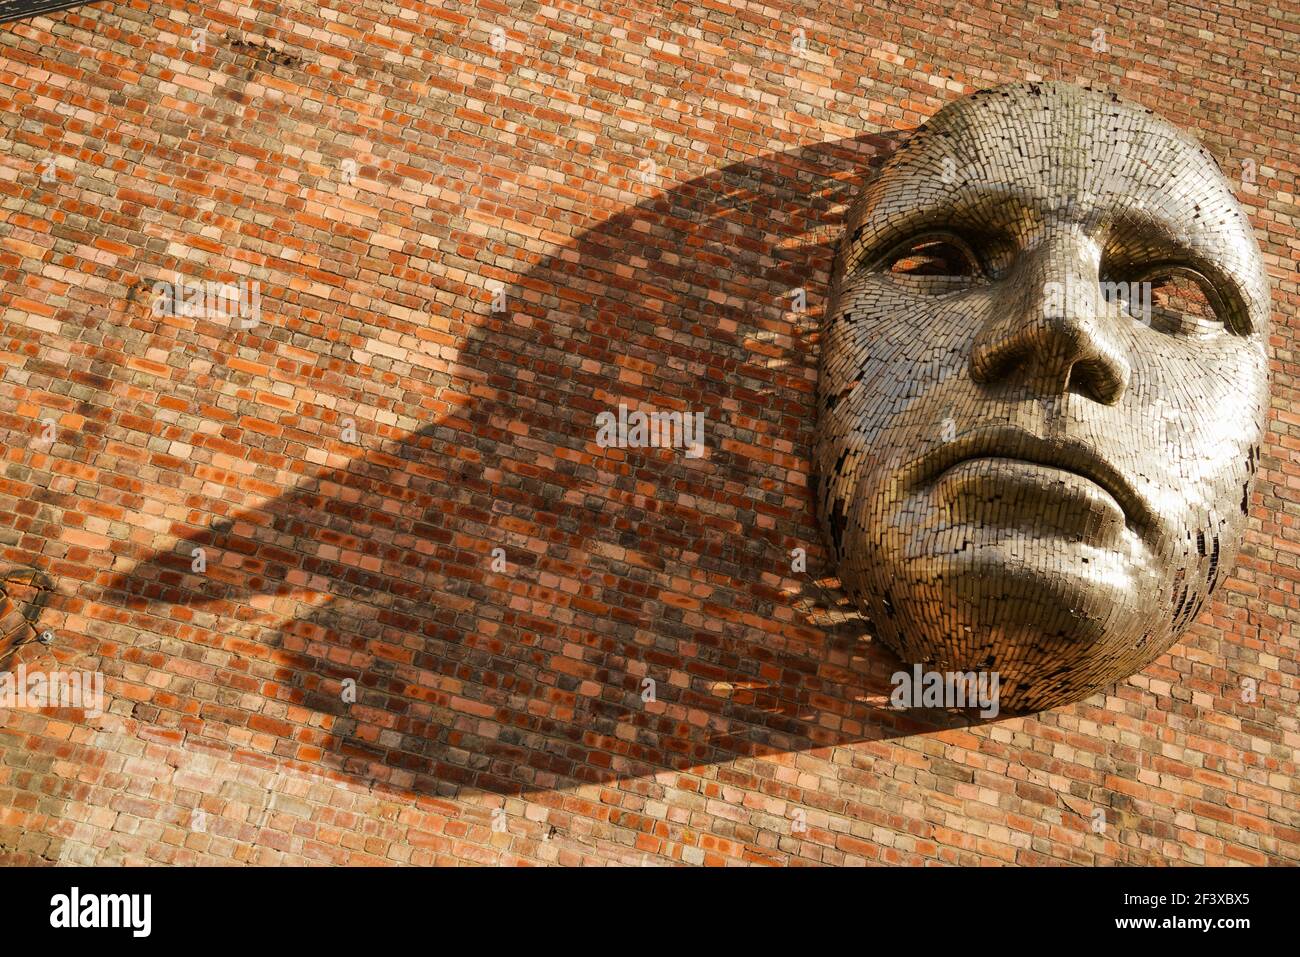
[98,130,1009,803]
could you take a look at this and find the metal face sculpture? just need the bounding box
[816,82,1271,713]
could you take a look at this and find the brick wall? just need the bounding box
[0,0,1295,866]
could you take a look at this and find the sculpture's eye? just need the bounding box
[1112,267,1228,338]
[874,233,986,292]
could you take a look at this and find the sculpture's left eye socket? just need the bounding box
[1146,270,1226,337]
[873,233,987,293]
[1110,266,1230,338]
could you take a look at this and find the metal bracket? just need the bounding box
[0,1,106,24]
[0,565,55,656]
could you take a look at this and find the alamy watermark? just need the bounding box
[0,664,105,717]
[890,664,1000,718]
[595,403,705,458]
[152,276,262,329]
[50,887,150,937]
[1044,275,1151,324]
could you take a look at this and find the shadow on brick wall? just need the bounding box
[100,130,1010,804]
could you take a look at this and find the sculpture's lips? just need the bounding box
[910,427,1159,536]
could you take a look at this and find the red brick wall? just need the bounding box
[0,0,1295,866]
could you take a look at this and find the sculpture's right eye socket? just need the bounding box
[872,233,986,292]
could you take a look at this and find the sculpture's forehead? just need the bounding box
[926,85,1189,147]
[883,85,1227,208]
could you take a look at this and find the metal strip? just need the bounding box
[0,0,105,23]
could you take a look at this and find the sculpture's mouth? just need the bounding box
[909,426,1158,538]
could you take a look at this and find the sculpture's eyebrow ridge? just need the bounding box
[847,178,1039,269]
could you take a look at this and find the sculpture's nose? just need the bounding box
[969,230,1130,405]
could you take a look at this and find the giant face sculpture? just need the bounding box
[816,83,1271,713]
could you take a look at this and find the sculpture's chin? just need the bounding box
[841,536,1174,712]
[928,529,1159,605]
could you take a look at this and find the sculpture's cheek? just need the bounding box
[1117,334,1267,530]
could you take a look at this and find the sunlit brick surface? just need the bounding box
[0,1,1296,865]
